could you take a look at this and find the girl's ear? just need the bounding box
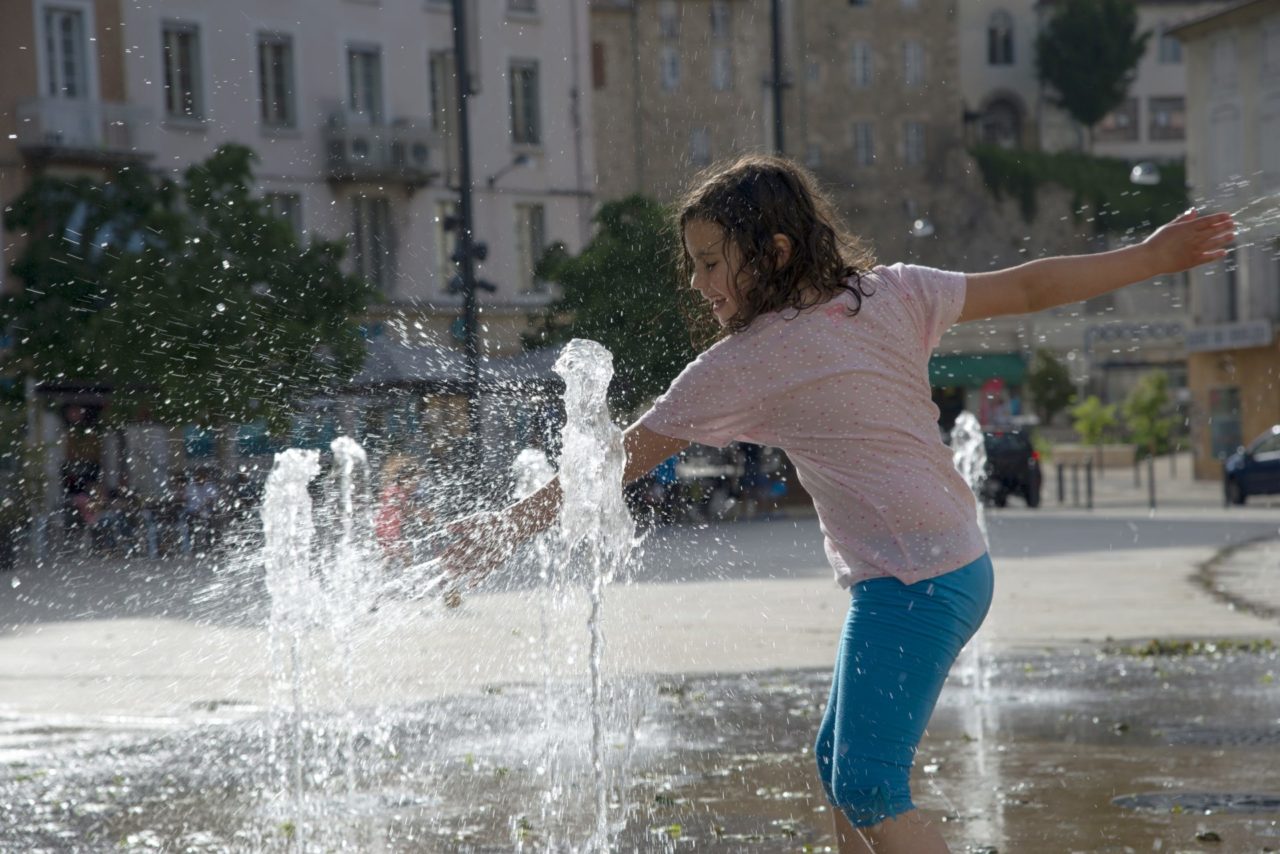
[771,233,793,268]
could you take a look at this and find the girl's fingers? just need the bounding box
[1193,213,1234,230]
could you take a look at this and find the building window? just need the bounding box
[1096,97,1139,142]
[1223,247,1239,322]
[660,46,681,92]
[903,41,925,87]
[1263,20,1280,78]
[850,41,874,88]
[1208,386,1241,459]
[805,143,822,168]
[712,45,734,91]
[508,0,537,12]
[690,127,711,166]
[1262,95,1280,178]
[1210,34,1237,90]
[659,0,680,39]
[434,199,459,293]
[852,121,875,166]
[429,50,456,134]
[162,23,203,119]
[257,33,296,128]
[265,192,303,239]
[1157,24,1182,64]
[515,203,547,293]
[710,1,731,40]
[591,41,606,89]
[347,45,384,125]
[1148,96,1185,141]
[352,195,395,291]
[849,0,869,7]
[509,60,541,145]
[903,121,926,165]
[988,10,1014,65]
[980,97,1023,147]
[43,7,89,98]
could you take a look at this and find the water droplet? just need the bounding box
[216,303,226,313]
[10,576,19,588]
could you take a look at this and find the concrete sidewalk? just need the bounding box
[1,521,1276,725]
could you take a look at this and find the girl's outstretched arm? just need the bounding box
[440,424,688,579]
[957,209,1235,323]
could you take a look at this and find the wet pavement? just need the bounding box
[2,642,1279,852]
[3,508,1279,852]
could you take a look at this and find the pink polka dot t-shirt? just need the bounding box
[638,263,987,588]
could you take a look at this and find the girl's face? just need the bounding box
[684,219,744,327]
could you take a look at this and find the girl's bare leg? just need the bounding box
[834,808,949,854]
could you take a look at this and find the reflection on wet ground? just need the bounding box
[2,644,1278,852]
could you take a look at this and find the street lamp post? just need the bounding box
[450,0,483,461]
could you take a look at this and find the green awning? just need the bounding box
[929,353,1026,387]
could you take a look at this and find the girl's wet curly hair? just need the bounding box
[677,154,875,338]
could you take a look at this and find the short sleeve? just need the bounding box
[637,341,768,448]
[888,263,967,351]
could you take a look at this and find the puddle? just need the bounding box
[1,646,1278,851]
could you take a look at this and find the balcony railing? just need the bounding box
[16,98,150,163]
[323,111,443,187]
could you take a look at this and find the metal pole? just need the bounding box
[1085,458,1093,510]
[1071,463,1079,507]
[770,0,785,153]
[1056,462,1065,505]
[451,0,482,455]
[1147,454,1156,510]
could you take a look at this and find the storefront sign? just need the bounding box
[1185,320,1274,353]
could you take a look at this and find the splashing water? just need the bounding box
[551,338,639,851]
[512,447,556,501]
[950,411,989,543]
[261,448,322,846]
[944,411,1005,843]
[256,338,641,851]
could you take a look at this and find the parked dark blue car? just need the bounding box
[1224,425,1280,505]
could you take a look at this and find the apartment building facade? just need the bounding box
[959,0,1228,161]
[591,0,1168,421]
[1,0,595,516]
[1173,0,1280,480]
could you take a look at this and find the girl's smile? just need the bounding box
[684,218,742,326]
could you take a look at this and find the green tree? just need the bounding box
[2,145,372,441]
[1036,0,1150,149]
[1071,395,1118,462]
[1026,349,1076,426]
[530,195,696,414]
[1122,371,1174,459]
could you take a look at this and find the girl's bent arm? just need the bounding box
[958,210,1235,323]
[507,424,687,540]
[443,424,688,576]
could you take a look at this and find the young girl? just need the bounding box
[443,154,1234,853]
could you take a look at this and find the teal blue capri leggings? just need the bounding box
[815,553,994,827]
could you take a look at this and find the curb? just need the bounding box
[1195,534,1280,624]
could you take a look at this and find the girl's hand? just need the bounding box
[438,510,520,587]
[1142,209,1236,276]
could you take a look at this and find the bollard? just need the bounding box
[1071,463,1080,507]
[1148,454,1156,510]
[1085,458,1094,510]
[1057,463,1066,504]
[144,508,159,559]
